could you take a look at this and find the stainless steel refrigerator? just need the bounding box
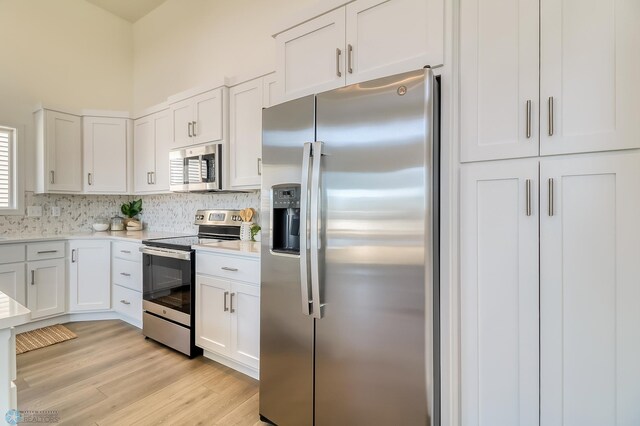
[260,68,440,426]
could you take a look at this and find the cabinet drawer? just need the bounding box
[0,245,25,264]
[196,253,259,283]
[27,241,65,261]
[112,284,142,323]
[112,258,142,292]
[112,242,142,263]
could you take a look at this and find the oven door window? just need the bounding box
[143,254,192,315]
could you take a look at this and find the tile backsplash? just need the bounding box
[0,191,260,235]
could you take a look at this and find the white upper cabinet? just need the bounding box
[35,109,83,193]
[277,0,444,102]
[170,87,227,148]
[68,240,111,312]
[345,0,443,85]
[460,0,539,162]
[277,8,346,101]
[540,152,640,426]
[229,77,264,189]
[134,110,171,194]
[540,0,640,156]
[263,72,279,108]
[460,159,539,426]
[83,117,130,194]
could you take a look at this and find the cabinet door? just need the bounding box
[345,0,443,85]
[133,115,155,193]
[83,117,129,193]
[171,98,193,148]
[540,152,640,426]
[0,263,26,306]
[230,78,263,189]
[152,110,171,192]
[45,111,82,192]
[195,275,231,355]
[27,258,65,319]
[460,159,539,426]
[459,0,539,162]
[540,0,640,155]
[192,88,224,145]
[263,72,279,108]
[68,240,111,312]
[276,8,346,101]
[230,282,260,369]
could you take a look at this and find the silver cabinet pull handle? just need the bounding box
[71,249,77,263]
[188,121,193,137]
[121,250,131,254]
[88,173,93,185]
[548,178,554,216]
[151,172,155,185]
[230,292,235,313]
[147,172,151,185]
[120,272,131,277]
[347,44,353,74]
[120,299,131,305]
[526,100,532,139]
[37,250,58,254]
[257,158,262,176]
[223,291,229,312]
[336,48,342,77]
[192,121,197,137]
[31,270,35,285]
[299,142,313,316]
[221,266,238,272]
[50,170,55,184]
[548,97,554,136]
[525,179,532,216]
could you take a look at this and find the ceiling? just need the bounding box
[85,0,168,23]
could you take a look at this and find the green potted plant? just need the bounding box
[250,224,261,242]
[121,199,143,226]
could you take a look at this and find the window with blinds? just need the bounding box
[0,127,15,210]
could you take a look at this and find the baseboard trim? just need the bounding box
[202,350,259,380]
[15,311,141,333]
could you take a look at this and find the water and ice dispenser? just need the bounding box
[271,185,301,254]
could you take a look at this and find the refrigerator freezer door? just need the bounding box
[260,95,315,426]
[314,69,435,424]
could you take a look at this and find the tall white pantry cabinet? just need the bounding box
[459,0,640,424]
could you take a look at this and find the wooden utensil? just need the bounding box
[239,210,246,222]
[245,208,254,222]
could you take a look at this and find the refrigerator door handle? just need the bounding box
[299,142,313,316]
[310,141,324,319]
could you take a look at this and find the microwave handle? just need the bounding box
[199,156,204,183]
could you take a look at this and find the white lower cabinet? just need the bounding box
[195,251,260,377]
[460,158,539,426]
[461,152,640,425]
[112,284,142,325]
[68,240,111,312]
[540,152,640,425]
[26,258,66,320]
[0,263,26,307]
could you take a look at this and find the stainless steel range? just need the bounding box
[140,209,243,357]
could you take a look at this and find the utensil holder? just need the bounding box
[241,222,254,241]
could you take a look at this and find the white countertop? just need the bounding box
[0,230,189,245]
[0,291,30,329]
[193,240,261,258]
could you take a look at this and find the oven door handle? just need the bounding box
[140,246,192,261]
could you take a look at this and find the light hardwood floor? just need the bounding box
[17,320,267,426]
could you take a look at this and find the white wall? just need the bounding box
[132,0,317,111]
[0,0,133,191]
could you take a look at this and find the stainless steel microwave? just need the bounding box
[169,143,222,192]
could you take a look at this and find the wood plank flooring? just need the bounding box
[17,320,268,426]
